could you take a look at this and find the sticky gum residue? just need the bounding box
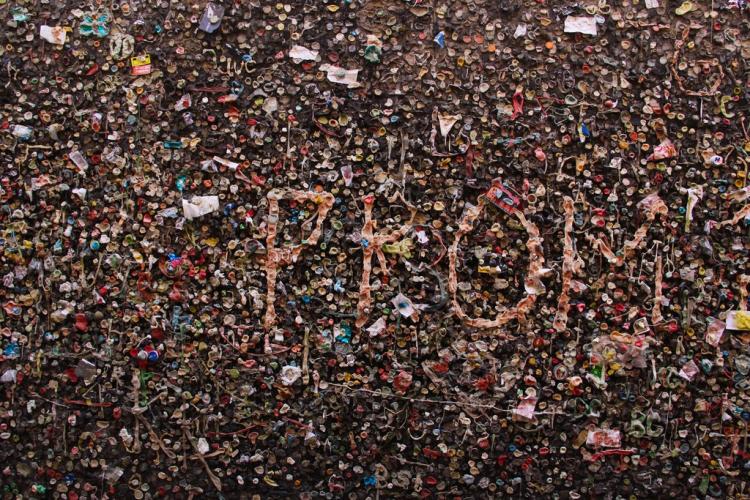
[447,200,545,331]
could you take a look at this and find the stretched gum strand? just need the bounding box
[739,274,750,312]
[725,186,750,203]
[263,189,335,331]
[587,192,668,267]
[670,27,724,98]
[684,186,703,233]
[652,253,664,326]
[717,204,750,229]
[553,196,584,332]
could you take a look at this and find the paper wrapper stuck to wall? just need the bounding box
[679,360,700,381]
[289,45,319,61]
[586,429,621,448]
[198,3,224,33]
[40,25,67,45]
[512,396,537,422]
[437,112,462,137]
[319,64,360,87]
[366,317,387,337]
[706,318,726,347]
[182,196,219,219]
[727,311,750,331]
[564,16,598,36]
[212,156,239,170]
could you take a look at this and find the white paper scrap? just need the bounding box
[319,64,360,87]
[182,196,220,220]
[391,293,416,318]
[564,16,598,36]
[40,25,67,45]
[366,317,387,337]
[437,112,461,137]
[289,45,319,61]
[212,156,239,170]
